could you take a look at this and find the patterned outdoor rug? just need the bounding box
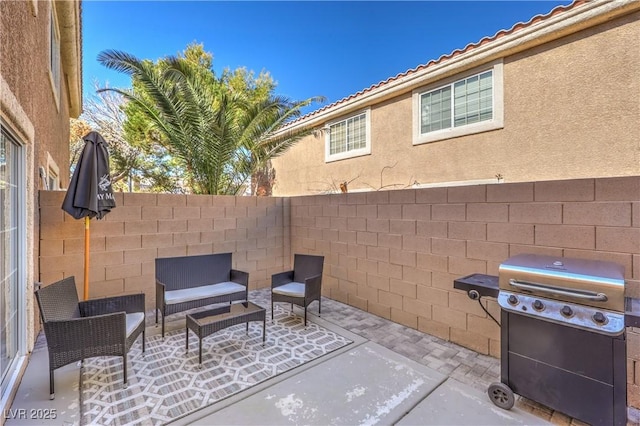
[80,305,352,425]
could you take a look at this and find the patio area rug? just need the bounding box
[79,305,352,425]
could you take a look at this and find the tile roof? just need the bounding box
[286,0,586,128]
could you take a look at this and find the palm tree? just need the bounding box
[97,48,321,195]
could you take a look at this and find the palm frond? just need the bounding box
[98,47,323,195]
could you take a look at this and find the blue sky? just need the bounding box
[83,1,572,114]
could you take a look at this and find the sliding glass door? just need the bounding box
[0,127,22,399]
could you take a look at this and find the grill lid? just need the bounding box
[499,254,625,312]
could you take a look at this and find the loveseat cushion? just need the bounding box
[271,282,306,298]
[164,282,246,305]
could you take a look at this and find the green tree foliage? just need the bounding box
[121,86,186,193]
[98,43,322,195]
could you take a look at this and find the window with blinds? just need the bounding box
[420,70,493,134]
[413,62,503,145]
[420,86,452,134]
[325,110,371,162]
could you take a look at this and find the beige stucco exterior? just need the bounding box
[272,2,640,196]
[0,0,81,413]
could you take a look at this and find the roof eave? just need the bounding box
[56,0,82,118]
[279,0,640,134]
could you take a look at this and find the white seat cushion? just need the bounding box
[126,312,145,337]
[272,282,306,298]
[164,282,246,305]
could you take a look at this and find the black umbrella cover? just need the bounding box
[62,131,116,219]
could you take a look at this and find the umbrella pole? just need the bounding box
[84,216,90,300]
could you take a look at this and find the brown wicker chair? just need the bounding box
[34,276,145,399]
[271,254,324,326]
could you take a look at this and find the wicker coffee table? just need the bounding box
[186,302,266,366]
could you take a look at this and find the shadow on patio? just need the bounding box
[9,288,572,425]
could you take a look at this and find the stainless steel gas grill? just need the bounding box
[490,253,627,426]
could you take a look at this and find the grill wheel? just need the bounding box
[488,382,515,410]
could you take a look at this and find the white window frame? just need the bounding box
[0,124,27,409]
[48,2,61,111]
[412,60,503,145]
[46,152,60,190]
[325,109,371,163]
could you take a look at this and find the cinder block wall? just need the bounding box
[39,176,640,408]
[39,191,290,304]
[287,176,640,408]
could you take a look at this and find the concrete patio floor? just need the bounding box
[6,289,636,425]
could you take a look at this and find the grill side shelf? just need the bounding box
[626,297,640,327]
[453,274,499,299]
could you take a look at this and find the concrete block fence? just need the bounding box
[39,176,640,408]
[285,176,640,409]
[39,191,290,301]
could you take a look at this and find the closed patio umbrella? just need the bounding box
[62,131,116,299]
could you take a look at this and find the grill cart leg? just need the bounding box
[488,382,515,410]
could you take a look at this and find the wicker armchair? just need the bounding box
[34,276,145,399]
[271,254,324,326]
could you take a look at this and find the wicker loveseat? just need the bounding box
[155,252,249,337]
[35,276,145,399]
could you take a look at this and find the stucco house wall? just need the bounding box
[271,3,640,196]
[0,0,81,413]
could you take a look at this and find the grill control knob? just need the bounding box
[593,312,607,324]
[532,300,544,311]
[507,295,518,305]
[561,305,574,317]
